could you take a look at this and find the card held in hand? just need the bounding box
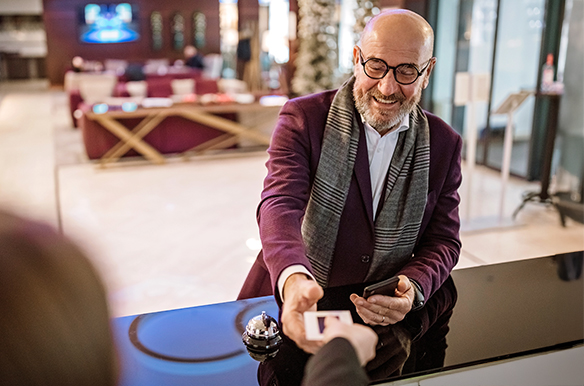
[304,310,353,341]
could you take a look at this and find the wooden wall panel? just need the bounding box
[42,0,220,85]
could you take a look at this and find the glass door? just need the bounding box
[484,0,545,176]
[432,0,546,178]
[432,0,497,146]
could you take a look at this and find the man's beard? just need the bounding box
[353,86,421,133]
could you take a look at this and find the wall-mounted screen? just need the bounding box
[79,3,140,44]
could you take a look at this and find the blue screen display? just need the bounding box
[80,3,139,44]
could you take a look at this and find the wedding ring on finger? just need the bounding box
[381,315,385,323]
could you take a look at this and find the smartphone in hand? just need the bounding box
[363,276,399,298]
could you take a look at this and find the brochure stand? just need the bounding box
[460,89,532,233]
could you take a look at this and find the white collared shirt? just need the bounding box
[364,114,410,220]
[277,114,411,299]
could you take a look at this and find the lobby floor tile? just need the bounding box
[58,153,268,316]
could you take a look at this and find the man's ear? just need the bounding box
[353,45,361,66]
[352,46,361,76]
[422,57,436,89]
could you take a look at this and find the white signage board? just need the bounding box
[454,72,491,105]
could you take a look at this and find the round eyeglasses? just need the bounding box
[357,47,434,85]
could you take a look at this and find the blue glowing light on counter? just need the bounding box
[93,103,109,114]
[122,102,138,112]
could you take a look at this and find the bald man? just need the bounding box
[238,9,462,354]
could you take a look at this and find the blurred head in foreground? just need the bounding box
[0,210,117,386]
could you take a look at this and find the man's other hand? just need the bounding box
[349,275,415,326]
[281,273,324,353]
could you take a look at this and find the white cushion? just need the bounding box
[126,81,148,97]
[78,74,117,104]
[171,78,195,96]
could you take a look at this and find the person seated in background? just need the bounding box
[71,56,85,72]
[302,316,378,386]
[124,62,146,82]
[183,45,205,70]
[70,56,104,73]
[0,210,118,386]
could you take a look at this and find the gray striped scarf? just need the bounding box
[301,76,430,287]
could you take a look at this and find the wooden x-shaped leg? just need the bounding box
[177,108,271,146]
[94,113,167,166]
[186,133,239,153]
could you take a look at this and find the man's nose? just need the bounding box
[377,70,401,95]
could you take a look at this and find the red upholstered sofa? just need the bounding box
[115,74,219,98]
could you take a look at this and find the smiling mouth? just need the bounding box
[373,96,399,105]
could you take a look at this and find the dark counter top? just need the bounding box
[113,251,583,386]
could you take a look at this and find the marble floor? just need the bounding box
[1,80,583,318]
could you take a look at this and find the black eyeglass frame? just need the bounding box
[357,47,434,85]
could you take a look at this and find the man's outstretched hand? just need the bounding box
[281,273,324,353]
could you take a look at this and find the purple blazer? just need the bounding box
[238,90,462,303]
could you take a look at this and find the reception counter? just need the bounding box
[112,251,583,385]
